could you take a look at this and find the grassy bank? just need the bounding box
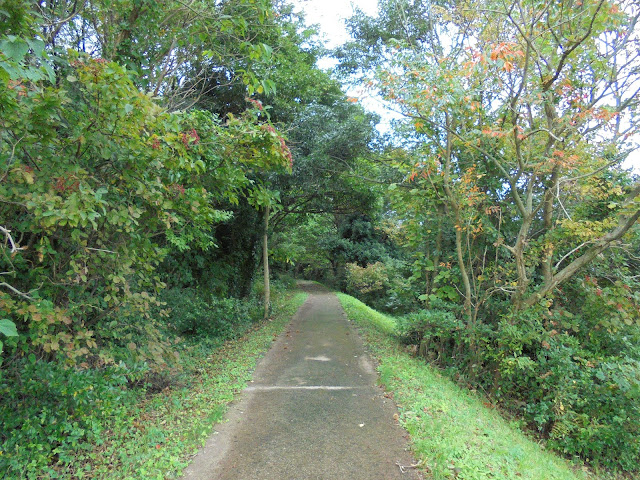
[337,293,593,480]
[3,289,307,480]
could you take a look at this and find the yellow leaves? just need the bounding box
[561,217,617,241]
[577,175,622,201]
[22,169,34,184]
[18,300,94,363]
[485,205,501,216]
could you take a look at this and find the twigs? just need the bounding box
[0,282,34,300]
[395,460,425,473]
[0,226,36,299]
[0,226,18,253]
[554,241,591,271]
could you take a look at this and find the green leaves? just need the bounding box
[0,319,15,337]
[0,319,18,355]
[248,185,280,210]
[0,35,29,61]
[0,36,54,83]
[0,45,299,368]
[0,318,18,337]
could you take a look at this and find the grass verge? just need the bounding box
[68,290,307,480]
[337,293,593,480]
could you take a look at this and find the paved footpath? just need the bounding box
[183,282,422,480]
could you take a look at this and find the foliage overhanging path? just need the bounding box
[182,281,422,480]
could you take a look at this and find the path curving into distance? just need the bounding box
[183,282,422,480]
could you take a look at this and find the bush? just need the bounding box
[540,348,640,470]
[0,359,138,478]
[345,262,388,297]
[394,294,640,471]
[345,259,418,313]
[159,288,260,339]
[396,308,463,359]
[272,272,297,290]
[488,306,640,471]
[381,258,419,313]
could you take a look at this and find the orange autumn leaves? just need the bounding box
[463,41,525,75]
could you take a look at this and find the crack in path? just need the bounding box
[245,385,364,392]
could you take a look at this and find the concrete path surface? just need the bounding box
[183,282,422,480]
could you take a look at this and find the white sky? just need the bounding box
[292,0,639,172]
[293,0,378,49]
[292,0,403,134]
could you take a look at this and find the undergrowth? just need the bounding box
[0,288,307,479]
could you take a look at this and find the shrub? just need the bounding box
[396,308,463,360]
[381,258,419,313]
[345,259,418,313]
[489,306,640,471]
[158,288,259,339]
[345,262,388,296]
[394,293,640,471]
[272,272,297,290]
[0,359,137,478]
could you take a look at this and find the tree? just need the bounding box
[343,0,640,312]
[36,0,279,108]
[339,1,640,469]
[0,0,293,364]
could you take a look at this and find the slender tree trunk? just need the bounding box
[454,222,473,322]
[263,205,270,320]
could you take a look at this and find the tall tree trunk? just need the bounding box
[263,205,270,319]
[454,221,473,322]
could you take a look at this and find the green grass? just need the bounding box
[62,290,308,480]
[337,293,594,480]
